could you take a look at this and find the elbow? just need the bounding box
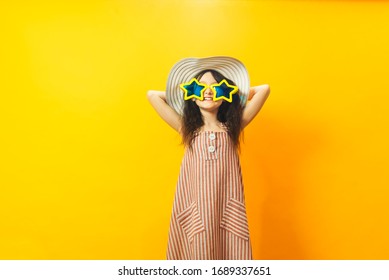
[147,90,155,101]
[147,90,166,102]
[254,84,270,94]
[262,84,271,97]
[253,84,270,98]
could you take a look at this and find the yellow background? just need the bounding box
[1,0,388,259]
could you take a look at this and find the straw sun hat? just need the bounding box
[165,56,250,116]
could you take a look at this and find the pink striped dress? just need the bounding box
[167,130,253,260]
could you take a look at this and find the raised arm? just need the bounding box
[241,84,271,128]
[147,90,182,132]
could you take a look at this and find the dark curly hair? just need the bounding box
[181,69,244,150]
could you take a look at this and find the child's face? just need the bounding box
[195,71,223,112]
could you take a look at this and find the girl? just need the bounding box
[147,57,270,260]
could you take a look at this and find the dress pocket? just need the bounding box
[220,198,250,241]
[176,201,205,243]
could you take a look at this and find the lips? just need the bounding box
[203,97,213,101]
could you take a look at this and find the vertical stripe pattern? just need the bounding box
[167,131,253,260]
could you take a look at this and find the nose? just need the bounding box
[204,86,213,96]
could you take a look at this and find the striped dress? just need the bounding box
[167,130,253,260]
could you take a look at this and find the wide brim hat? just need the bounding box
[166,56,250,116]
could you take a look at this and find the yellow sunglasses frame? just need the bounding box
[180,78,238,103]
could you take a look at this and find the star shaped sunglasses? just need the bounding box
[180,78,238,103]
